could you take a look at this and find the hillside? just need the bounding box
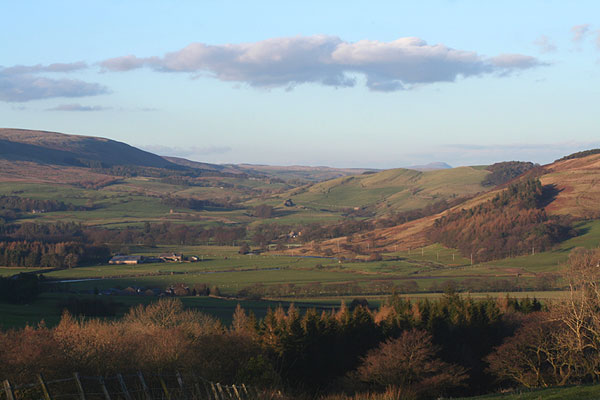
[274,166,491,214]
[0,128,179,169]
[539,153,600,219]
[286,152,600,259]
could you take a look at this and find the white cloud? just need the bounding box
[141,144,232,158]
[571,24,591,42]
[100,35,545,92]
[99,55,153,72]
[533,35,557,53]
[46,103,110,111]
[1,62,88,75]
[488,54,545,69]
[0,62,107,102]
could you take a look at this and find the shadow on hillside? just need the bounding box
[539,184,562,208]
[576,226,591,236]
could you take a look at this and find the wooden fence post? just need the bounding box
[240,384,249,397]
[98,377,111,400]
[137,372,153,400]
[37,374,52,400]
[116,374,132,400]
[210,383,219,400]
[216,383,226,400]
[3,380,16,400]
[73,373,86,400]
[158,376,171,400]
[231,385,241,400]
[175,371,187,400]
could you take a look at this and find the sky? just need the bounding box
[1,0,599,168]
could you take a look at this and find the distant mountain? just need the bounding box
[0,128,177,169]
[405,162,452,171]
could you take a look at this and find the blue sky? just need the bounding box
[1,0,599,168]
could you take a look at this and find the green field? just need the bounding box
[0,292,342,329]
[4,219,599,297]
[274,166,491,214]
[459,384,600,399]
[0,179,347,228]
[4,219,600,308]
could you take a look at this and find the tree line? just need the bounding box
[160,196,235,211]
[0,221,247,269]
[481,161,538,187]
[0,241,110,269]
[0,293,540,399]
[0,195,86,222]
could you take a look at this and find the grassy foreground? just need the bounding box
[457,384,600,399]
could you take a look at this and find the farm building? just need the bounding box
[109,255,144,265]
[159,253,183,262]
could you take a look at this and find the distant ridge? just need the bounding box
[0,128,374,183]
[0,128,177,169]
[405,162,452,171]
[162,156,243,175]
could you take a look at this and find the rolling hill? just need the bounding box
[0,128,374,184]
[0,128,178,169]
[539,153,600,219]
[285,151,600,258]
[272,165,492,214]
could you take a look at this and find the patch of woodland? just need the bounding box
[556,148,600,162]
[160,195,234,211]
[428,179,576,262]
[481,161,538,187]
[0,241,110,269]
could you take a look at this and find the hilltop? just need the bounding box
[0,128,376,185]
[0,128,177,169]
[405,161,452,171]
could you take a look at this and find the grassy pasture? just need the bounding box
[0,179,347,227]
[276,166,490,214]
[0,292,338,329]
[4,219,600,301]
[459,384,600,399]
[5,218,600,301]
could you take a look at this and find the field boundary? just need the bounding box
[1,371,256,400]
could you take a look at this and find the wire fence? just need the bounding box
[1,372,264,400]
